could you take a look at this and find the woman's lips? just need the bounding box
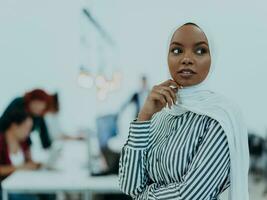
[177,69,196,78]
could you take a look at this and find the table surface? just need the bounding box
[1,140,121,193]
[2,171,120,192]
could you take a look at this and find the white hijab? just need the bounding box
[164,22,249,200]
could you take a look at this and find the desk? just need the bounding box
[1,141,122,200]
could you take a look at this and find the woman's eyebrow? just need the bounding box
[195,41,209,46]
[170,41,183,46]
[170,41,208,46]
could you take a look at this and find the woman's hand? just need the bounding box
[137,79,181,121]
[18,161,42,170]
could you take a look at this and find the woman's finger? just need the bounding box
[159,79,182,89]
[150,92,166,106]
[159,86,177,103]
[155,89,173,108]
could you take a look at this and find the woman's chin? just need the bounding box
[173,79,196,87]
[173,77,205,88]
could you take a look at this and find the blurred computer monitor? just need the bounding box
[96,114,118,150]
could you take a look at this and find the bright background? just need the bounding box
[1,0,267,136]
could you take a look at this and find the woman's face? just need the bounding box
[168,24,211,87]
[13,117,33,141]
[29,100,46,116]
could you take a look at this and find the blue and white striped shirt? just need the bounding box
[119,111,230,200]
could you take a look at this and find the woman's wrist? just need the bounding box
[137,111,153,121]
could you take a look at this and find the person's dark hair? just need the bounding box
[141,75,147,82]
[182,22,200,28]
[0,110,31,133]
[48,93,59,112]
[24,89,51,113]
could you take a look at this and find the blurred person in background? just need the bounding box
[94,76,150,176]
[120,75,150,118]
[0,110,40,200]
[264,132,267,195]
[248,133,265,175]
[0,89,52,149]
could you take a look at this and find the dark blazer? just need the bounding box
[0,97,52,149]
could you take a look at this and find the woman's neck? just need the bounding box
[5,130,20,154]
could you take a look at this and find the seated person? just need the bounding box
[0,110,41,200]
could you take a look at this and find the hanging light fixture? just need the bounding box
[79,8,122,100]
[77,66,94,89]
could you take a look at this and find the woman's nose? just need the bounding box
[180,51,194,65]
[181,57,193,65]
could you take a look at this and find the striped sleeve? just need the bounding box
[126,120,150,149]
[135,121,230,200]
[118,120,151,197]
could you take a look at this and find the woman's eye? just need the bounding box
[171,48,183,55]
[195,47,207,55]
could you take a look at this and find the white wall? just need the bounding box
[1,0,267,136]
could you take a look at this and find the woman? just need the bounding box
[0,110,40,200]
[119,22,249,199]
[0,89,52,149]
